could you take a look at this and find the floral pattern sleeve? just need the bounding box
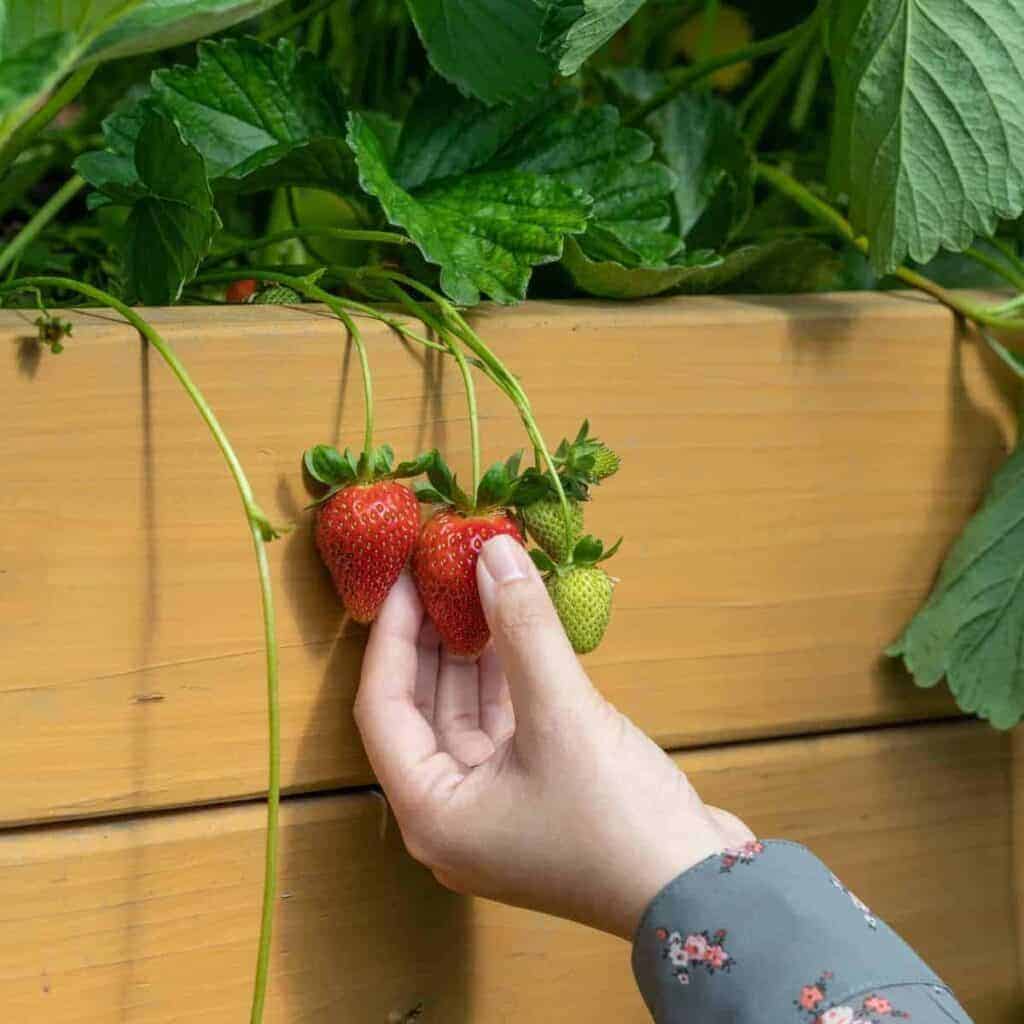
[631,841,975,1024]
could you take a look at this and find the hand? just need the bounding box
[354,535,753,939]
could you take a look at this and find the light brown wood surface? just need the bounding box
[0,721,1016,1022]
[1,295,1019,825]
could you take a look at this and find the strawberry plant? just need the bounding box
[2,0,1024,1018]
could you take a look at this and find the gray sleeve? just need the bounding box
[631,840,974,1023]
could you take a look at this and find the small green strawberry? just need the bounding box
[532,534,621,654]
[546,566,614,654]
[591,444,621,481]
[522,495,584,561]
[251,284,302,304]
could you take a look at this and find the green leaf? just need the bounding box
[393,449,438,479]
[0,1,286,151]
[114,111,219,305]
[404,0,555,105]
[561,237,721,298]
[530,548,557,572]
[562,236,835,299]
[152,37,353,192]
[412,482,449,505]
[605,67,753,249]
[889,436,1024,728]
[476,461,513,509]
[572,534,604,563]
[348,111,591,304]
[541,0,647,75]
[828,0,1024,275]
[304,444,355,485]
[354,81,676,302]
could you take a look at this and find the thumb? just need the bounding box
[476,534,597,731]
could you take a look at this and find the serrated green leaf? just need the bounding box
[116,111,219,305]
[77,38,354,199]
[0,1,286,151]
[889,436,1024,728]
[348,111,591,304]
[605,67,753,249]
[541,0,647,75]
[404,0,555,105]
[828,0,1024,275]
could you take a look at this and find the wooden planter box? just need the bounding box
[1,293,1021,1021]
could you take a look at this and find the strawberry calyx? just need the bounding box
[413,449,547,514]
[303,442,434,507]
[530,533,622,577]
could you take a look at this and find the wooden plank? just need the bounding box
[0,722,1016,1022]
[1,295,1019,824]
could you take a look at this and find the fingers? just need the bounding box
[354,572,463,806]
[476,535,596,733]
[435,648,496,767]
[479,644,515,744]
[413,619,441,726]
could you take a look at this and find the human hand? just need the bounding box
[354,535,753,939]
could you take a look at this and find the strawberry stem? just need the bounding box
[0,274,282,1024]
[382,281,482,499]
[366,269,577,552]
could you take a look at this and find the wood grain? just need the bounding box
[0,722,1016,1022]
[1,294,1019,824]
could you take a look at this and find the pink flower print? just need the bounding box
[800,985,826,1010]
[743,839,765,857]
[657,926,734,985]
[705,944,729,969]
[817,1008,855,1024]
[720,853,738,871]
[863,995,892,1015]
[720,838,764,871]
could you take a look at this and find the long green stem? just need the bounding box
[195,268,377,459]
[0,65,95,178]
[206,226,409,266]
[754,163,1024,332]
[0,175,86,277]
[367,269,577,551]
[382,281,482,497]
[625,19,811,125]
[964,245,1024,292]
[0,275,281,1024]
[990,237,1024,285]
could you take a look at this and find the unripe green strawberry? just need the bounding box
[591,445,620,481]
[546,566,614,654]
[251,284,302,304]
[522,497,584,561]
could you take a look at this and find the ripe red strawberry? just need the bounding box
[315,480,420,623]
[226,278,257,303]
[304,443,435,623]
[412,508,524,656]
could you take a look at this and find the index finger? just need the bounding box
[353,572,462,806]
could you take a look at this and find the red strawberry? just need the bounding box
[226,278,257,303]
[315,481,420,623]
[412,508,524,656]
[304,443,435,623]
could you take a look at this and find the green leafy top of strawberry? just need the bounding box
[303,442,434,505]
[517,420,621,506]
[530,532,622,576]
[413,449,549,513]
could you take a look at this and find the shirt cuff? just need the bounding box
[631,840,956,1023]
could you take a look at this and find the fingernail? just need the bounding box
[479,534,530,583]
